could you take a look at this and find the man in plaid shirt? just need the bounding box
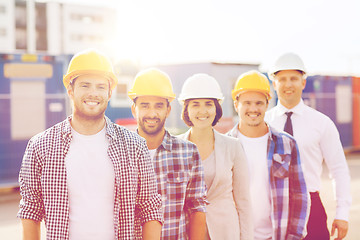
[228,70,308,240]
[18,49,162,240]
[128,68,208,239]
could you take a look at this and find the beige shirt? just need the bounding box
[178,129,253,240]
[202,151,215,190]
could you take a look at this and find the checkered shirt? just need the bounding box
[228,124,308,240]
[18,116,163,240]
[152,130,207,240]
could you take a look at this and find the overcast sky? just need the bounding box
[61,0,360,75]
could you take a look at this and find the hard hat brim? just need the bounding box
[128,93,176,102]
[232,89,271,101]
[177,96,224,105]
[269,68,306,80]
[63,70,118,90]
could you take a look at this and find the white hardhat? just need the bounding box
[178,73,224,104]
[269,52,306,80]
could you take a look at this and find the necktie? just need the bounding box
[284,112,293,136]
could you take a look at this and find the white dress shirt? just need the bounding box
[265,99,351,221]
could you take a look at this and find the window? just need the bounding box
[0,5,6,14]
[0,28,6,37]
[336,85,352,124]
[11,80,46,140]
[70,13,103,24]
[110,76,133,107]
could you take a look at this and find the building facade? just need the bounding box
[0,0,116,55]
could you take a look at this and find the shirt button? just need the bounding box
[273,154,282,162]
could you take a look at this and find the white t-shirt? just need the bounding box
[148,148,157,161]
[238,131,272,240]
[202,151,215,190]
[65,127,115,240]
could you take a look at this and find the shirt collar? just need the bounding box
[232,122,274,141]
[104,116,116,140]
[276,99,306,116]
[159,130,173,151]
[62,116,72,139]
[135,128,173,151]
[61,115,116,140]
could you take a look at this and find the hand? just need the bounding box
[331,219,348,240]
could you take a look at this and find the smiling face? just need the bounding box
[234,91,268,128]
[131,96,171,137]
[186,98,217,129]
[67,74,111,121]
[273,70,306,109]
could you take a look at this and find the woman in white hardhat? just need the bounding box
[178,73,253,240]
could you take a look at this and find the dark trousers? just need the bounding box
[303,192,330,240]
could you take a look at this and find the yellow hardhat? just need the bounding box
[63,49,118,90]
[232,70,271,100]
[128,68,176,102]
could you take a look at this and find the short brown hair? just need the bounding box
[181,98,223,127]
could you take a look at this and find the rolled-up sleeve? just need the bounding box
[17,137,45,221]
[185,146,207,213]
[135,142,163,225]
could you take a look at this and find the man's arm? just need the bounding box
[320,119,351,238]
[135,141,163,230]
[185,145,207,239]
[189,212,206,240]
[18,138,45,237]
[21,219,41,240]
[142,220,162,240]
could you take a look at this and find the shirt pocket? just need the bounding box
[166,171,189,203]
[271,153,291,178]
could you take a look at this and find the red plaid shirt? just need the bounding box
[18,116,162,239]
[152,131,207,239]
